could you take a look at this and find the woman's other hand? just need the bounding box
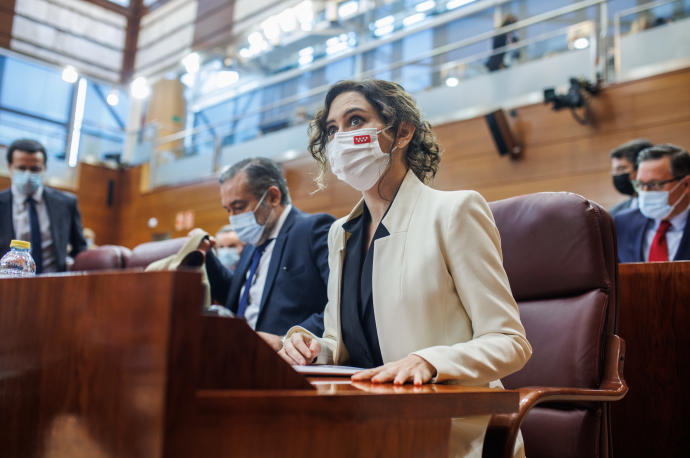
[278,333,321,365]
[351,355,436,385]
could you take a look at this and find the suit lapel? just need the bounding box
[43,188,64,267]
[0,190,15,240]
[673,212,690,261]
[255,208,298,328]
[226,247,255,312]
[634,214,652,262]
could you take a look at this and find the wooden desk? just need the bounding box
[612,261,690,458]
[0,271,517,458]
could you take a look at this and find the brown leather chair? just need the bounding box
[125,237,189,269]
[71,245,132,271]
[484,192,628,458]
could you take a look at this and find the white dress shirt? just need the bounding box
[11,184,57,272]
[241,204,292,329]
[643,205,689,261]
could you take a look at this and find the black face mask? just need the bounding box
[613,173,635,196]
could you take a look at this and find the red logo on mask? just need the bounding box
[353,135,371,145]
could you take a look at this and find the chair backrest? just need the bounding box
[489,192,619,458]
[489,192,618,390]
[72,245,132,271]
[126,237,189,269]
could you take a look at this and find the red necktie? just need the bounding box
[648,220,672,262]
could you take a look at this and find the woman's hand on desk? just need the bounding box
[351,355,436,386]
[279,333,321,365]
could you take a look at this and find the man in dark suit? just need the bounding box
[1,139,87,272]
[203,157,334,350]
[608,139,653,216]
[614,144,690,262]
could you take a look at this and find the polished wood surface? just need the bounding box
[0,270,202,458]
[0,271,519,458]
[199,315,313,390]
[75,163,124,246]
[612,261,690,458]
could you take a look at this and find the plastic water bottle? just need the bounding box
[0,240,36,277]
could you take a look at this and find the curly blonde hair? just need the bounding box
[308,80,441,189]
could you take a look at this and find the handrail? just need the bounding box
[614,0,678,20]
[360,0,605,79]
[191,0,516,111]
[150,0,605,147]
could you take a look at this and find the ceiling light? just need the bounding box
[61,66,78,83]
[106,90,119,106]
[261,17,281,44]
[446,0,477,10]
[374,25,394,37]
[298,54,314,66]
[403,13,425,27]
[68,78,87,167]
[338,1,359,19]
[415,1,436,13]
[573,37,590,50]
[374,15,394,28]
[445,76,459,87]
[299,46,314,56]
[278,9,297,32]
[130,76,151,100]
[294,0,314,24]
[239,47,252,58]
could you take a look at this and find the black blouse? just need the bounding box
[339,203,389,368]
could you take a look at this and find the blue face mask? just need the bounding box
[229,191,272,246]
[638,181,684,220]
[12,170,43,196]
[216,247,240,269]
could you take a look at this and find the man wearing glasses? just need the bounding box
[614,144,690,262]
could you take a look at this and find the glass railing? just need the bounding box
[613,0,690,79]
[132,0,610,189]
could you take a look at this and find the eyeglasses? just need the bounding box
[631,177,682,192]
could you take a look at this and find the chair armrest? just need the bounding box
[482,335,628,458]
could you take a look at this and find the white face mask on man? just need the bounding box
[326,127,395,191]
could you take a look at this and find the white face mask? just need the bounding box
[638,180,686,220]
[326,127,394,191]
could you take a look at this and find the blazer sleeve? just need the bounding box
[412,191,532,384]
[285,219,342,364]
[68,195,88,258]
[291,213,335,336]
[204,250,234,306]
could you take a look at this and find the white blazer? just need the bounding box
[288,170,531,457]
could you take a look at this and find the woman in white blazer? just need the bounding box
[279,80,532,458]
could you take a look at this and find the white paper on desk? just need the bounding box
[292,364,365,376]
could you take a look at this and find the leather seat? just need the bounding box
[483,192,628,458]
[126,237,189,269]
[71,245,132,271]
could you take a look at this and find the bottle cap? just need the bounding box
[10,240,31,250]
